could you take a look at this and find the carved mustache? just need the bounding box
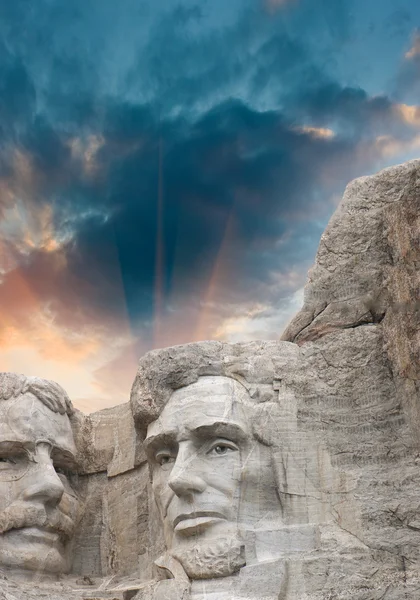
[0,502,75,541]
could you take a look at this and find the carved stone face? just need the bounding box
[0,392,79,576]
[145,376,280,562]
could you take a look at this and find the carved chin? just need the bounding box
[171,536,246,580]
[0,531,68,576]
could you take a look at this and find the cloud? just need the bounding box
[392,29,420,101]
[213,286,304,342]
[405,29,420,59]
[294,126,335,139]
[0,241,138,411]
[0,43,36,132]
[372,133,420,160]
[396,103,420,126]
[0,332,138,413]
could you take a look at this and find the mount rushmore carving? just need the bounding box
[1,159,420,599]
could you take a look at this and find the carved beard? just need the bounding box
[170,535,245,580]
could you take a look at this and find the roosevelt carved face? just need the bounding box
[144,376,280,572]
[0,392,79,576]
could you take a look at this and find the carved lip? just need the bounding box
[173,511,226,530]
[14,526,62,544]
[10,521,72,543]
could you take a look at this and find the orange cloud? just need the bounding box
[0,206,135,412]
[373,134,420,159]
[193,209,239,342]
[395,103,420,127]
[0,268,137,412]
[405,31,420,60]
[12,149,40,195]
[214,287,304,342]
[213,303,269,338]
[295,125,335,139]
[0,333,138,414]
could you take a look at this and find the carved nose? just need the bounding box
[168,464,207,497]
[168,471,207,496]
[22,450,65,507]
[23,468,65,506]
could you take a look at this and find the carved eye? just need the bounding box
[0,452,26,466]
[0,452,29,480]
[208,441,238,456]
[155,452,175,467]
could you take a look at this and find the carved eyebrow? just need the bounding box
[0,440,77,469]
[0,440,28,454]
[143,422,249,455]
[143,432,177,457]
[191,422,249,443]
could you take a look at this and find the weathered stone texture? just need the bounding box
[71,409,152,583]
[282,159,420,437]
[280,159,420,598]
[76,402,145,475]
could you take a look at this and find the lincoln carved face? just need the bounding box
[144,376,280,577]
[0,376,79,577]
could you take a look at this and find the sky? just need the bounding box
[0,0,419,413]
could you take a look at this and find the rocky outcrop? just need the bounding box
[281,159,420,437]
[281,159,420,346]
[281,159,420,598]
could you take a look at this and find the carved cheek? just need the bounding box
[59,490,78,519]
[0,481,15,512]
[240,444,267,484]
[152,471,173,515]
[201,454,242,497]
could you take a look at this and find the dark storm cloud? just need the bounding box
[23,117,72,176]
[123,0,353,117]
[0,43,35,132]
[286,83,404,137]
[98,101,308,297]
[67,91,409,330]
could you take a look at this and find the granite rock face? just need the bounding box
[281,158,420,598]
[282,159,420,345]
[282,159,420,437]
[1,159,420,599]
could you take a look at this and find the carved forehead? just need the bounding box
[146,376,253,440]
[0,392,76,454]
[171,375,250,403]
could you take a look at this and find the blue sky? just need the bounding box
[0,0,419,411]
